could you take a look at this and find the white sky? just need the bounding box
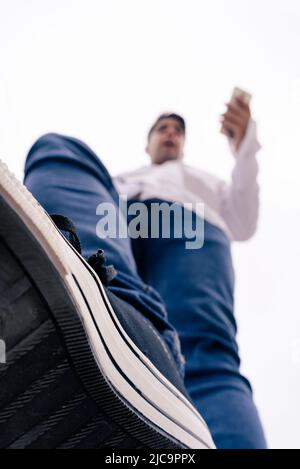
[1,0,300,449]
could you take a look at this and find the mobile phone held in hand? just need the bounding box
[221,87,252,138]
[231,87,252,105]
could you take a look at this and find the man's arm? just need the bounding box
[218,99,261,241]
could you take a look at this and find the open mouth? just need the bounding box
[164,141,176,148]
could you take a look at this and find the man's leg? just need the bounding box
[0,164,214,449]
[24,133,185,386]
[131,202,267,449]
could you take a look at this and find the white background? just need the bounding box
[0,0,299,449]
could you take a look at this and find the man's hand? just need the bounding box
[220,97,251,152]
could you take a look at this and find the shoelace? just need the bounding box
[50,214,117,286]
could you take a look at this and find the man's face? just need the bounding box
[146,118,186,165]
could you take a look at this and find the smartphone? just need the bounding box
[222,87,252,138]
[231,87,252,105]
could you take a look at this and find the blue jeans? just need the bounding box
[24,133,266,448]
[132,201,267,448]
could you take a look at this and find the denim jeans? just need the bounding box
[132,201,267,448]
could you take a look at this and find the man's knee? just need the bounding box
[27,133,74,161]
[25,132,94,176]
[34,132,64,146]
[24,133,75,185]
[24,132,117,200]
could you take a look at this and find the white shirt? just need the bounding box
[114,119,261,242]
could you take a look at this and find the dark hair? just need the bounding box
[147,113,186,141]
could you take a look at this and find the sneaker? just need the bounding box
[0,160,215,449]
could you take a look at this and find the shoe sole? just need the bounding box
[0,161,215,449]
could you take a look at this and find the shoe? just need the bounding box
[0,160,215,449]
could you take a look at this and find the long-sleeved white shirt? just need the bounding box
[114,119,261,242]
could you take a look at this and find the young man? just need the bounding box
[114,97,267,448]
[0,94,265,449]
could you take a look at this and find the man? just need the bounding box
[0,94,265,449]
[113,96,267,448]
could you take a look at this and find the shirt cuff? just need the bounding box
[230,119,262,159]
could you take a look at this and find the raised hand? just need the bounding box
[220,97,251,152]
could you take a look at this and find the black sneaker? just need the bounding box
[0,161,215,449]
